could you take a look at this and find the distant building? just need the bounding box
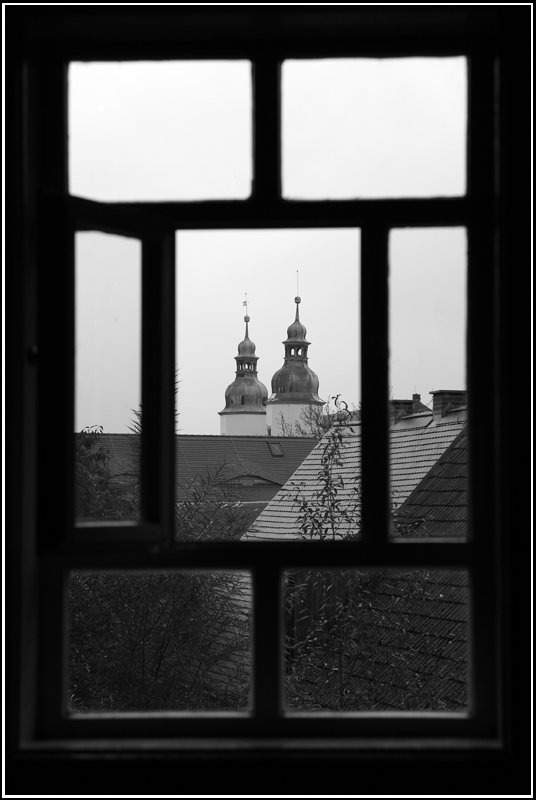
[266,296,325,436]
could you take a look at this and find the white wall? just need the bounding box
[266,403,309,436]
[220,412,267,436]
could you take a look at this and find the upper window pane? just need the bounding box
[282,58,467,199]
[69,61,252,201]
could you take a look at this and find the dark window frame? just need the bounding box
[7,6,530,795]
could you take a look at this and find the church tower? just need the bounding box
[266,296,324,436]
[219,312,268,435]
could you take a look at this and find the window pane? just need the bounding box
[175,229,360,542]
[75,232,141,521]
[284,569,470,711]
[389,229,467,539]
[68,571,251,712]
[283,58,467,199]
[69,61,252,201]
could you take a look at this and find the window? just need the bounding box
[267,442,285,457]
[6,7,530,795]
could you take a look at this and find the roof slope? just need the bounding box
[97,433,317,501]
[176,435,317,499]
[393,427,468,537]
[97,434,138,485]
[244,420,466,541]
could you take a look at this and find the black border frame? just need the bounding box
[6,6,531,796]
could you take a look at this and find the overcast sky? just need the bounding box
[71,58,467,435]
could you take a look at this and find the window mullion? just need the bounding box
[466,50,500,737]
[37,55,72,550]
[37,559,68,737]
[253,57,281,202]
[141,234,176,544]
[360,222,390,547]
[253,566,282,727]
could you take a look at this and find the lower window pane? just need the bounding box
[68,571,251,712]
[284,569,469,712]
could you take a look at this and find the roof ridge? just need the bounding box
[175,434,318,440]
[94,432,319,440]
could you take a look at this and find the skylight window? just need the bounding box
[267,441,285,457]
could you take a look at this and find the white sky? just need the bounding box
[71,59,467,434]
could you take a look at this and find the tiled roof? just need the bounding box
[97,433,317,503]
[393,427,468,537]
[390,421,466,505]
[391,411,433,429]
[286,568,468,711]
[98,434,138,478]
[193,573,251,708]
[175,435,317,500]
[244,420,466,541]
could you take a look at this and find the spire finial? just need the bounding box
[296,269,299,297]
[294,284,301,320]
[242,292,248,319]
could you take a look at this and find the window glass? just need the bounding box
[284,569,470,711]
[283,58,467,199]
[388,229,467,539]
[75,232,141,521]
[69,571,252,711]
[175,229,360,542]
[69,61,252,201]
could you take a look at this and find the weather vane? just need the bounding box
[296,269,299,297]
[242,292,248,316]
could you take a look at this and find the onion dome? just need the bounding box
[219,315,268,416]
[237,315,256,356]
[267,296,324,406]
[286,296,308,341]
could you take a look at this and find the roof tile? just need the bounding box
[244,421,466,541]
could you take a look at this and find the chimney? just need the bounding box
[431,389,467,421]
[412,393,421,413]
[390,399,414,423]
